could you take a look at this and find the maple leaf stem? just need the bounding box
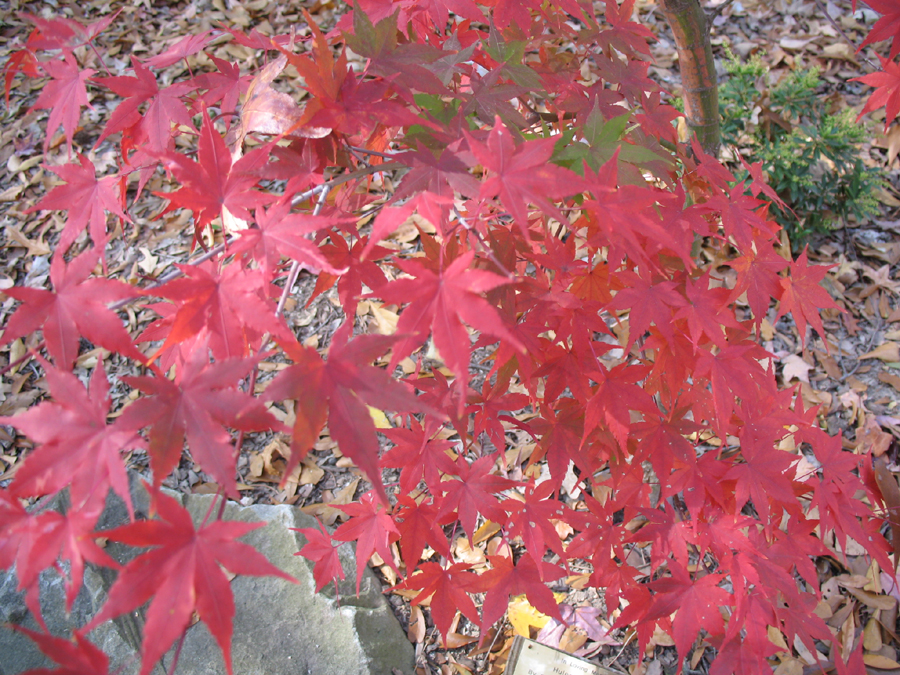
[0,342,43,376]
[168,631,188,675]
[453,208,514,280]
[346,145,396,159]
[234,185,332,458]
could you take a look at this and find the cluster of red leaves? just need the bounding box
[1,2,898,675]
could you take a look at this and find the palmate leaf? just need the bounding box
[1,249,141,369]
[118,348,280,499]
[86,490,295,675]
[264,322,429,504]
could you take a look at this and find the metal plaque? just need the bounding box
[506,636,622,675]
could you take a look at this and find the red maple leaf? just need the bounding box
[4,34,41,105]
[646,564,731,671]
[479,554,565,631]
[333,491,400,593]
[309,234,390,315]
[11,627,110,675]
[145,258,291,361]
[374,249,520,384]
[92,57,195,153]
[435,454,518,542]
[466,116,585,235]
[295,523,345,592]
[380,417,454,494]
[145,30,215,69]
[25,154,131,255]
[605,271,686,351]
[393,495,452,571]
[859,0,900,60]
[8,490,119,620]
[3,360,143,519]
[118,349,280,498]
[30,52,95,154]
[673,272,742,350]
[726,244,789,332]
[1,249,142,369]
[157,108,271,245]
[264,322,427,503]
[854,55,900,131]
[21,11,120,53]
[193,55,248,127]
[775,248,840,345]
[502,481,571,572]
[231,200,349,281]
[86,489,295,675]
[395,562,482,642]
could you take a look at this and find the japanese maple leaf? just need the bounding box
[93,57,195,153]
[12,628,110,675]
[3,360,143,518]
[374,249,520,384]
[193,54,246,119]
[310,234,390,315]
[30,52,95,154]
[724,442,798,526]
[264,322,428,503]
[468,376,529,453]
[502,481,570,572]
[86,489,295,675]
[435,454,519,542]
[146,258,292,361]
[380,417,454,494]
[295,523,345,592]
[774,248,840,344]
[695,341,773,435]
[9,490,119,619]
[25,154,131,255]
[118,349,280,498]
[21,11,120,53]
[673,272,742,350]
[479,554,565,631]
[333,491,400,593]
[646,565,731,672]
[738,155,789,211]
[605,271,686,351]
[4,35,41,105]
[598,0,654,57]
[726,244,789,332]
[466,117,584,235]
[396,562,482,642]
[231,200,349,281]
[393,495,451,571]
[583,361,657,451]
[854,55,900,131]
[0,249,142,369]
[158,108,271,245]
[859,0,900,60]
[145,30,215,68]
[702,184,779,250]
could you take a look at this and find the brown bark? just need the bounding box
[658,0,720,156]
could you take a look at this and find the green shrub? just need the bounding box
[719,47,885,248]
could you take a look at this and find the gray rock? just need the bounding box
[0,481,415,675]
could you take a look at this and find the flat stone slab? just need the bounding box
[0,480,415,675]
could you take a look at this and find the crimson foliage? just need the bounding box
[1,3,897,674]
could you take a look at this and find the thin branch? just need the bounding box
[452,208,516,280]
[813,0,879,70]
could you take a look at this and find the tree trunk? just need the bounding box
[658,0,720,156]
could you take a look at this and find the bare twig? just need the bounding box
[813,0,879,69]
